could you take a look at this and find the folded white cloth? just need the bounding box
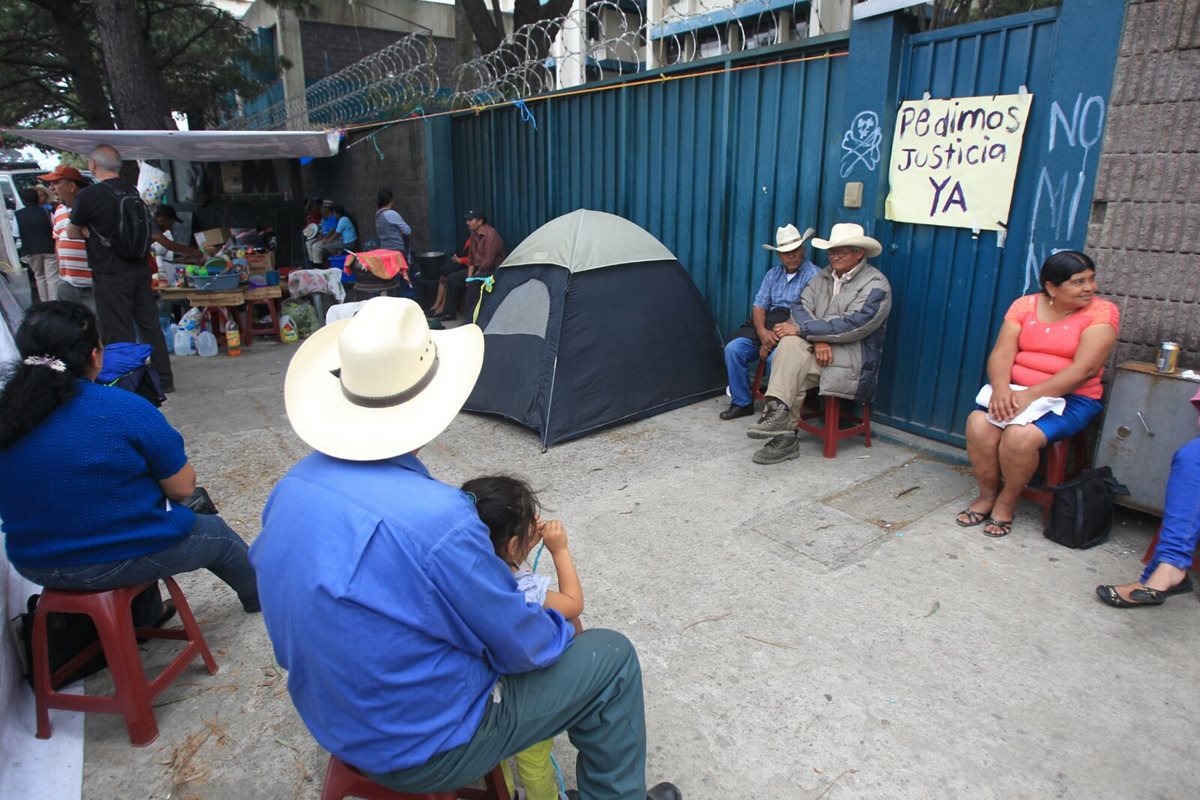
[287,268,345,303]
[975,383,1066,428]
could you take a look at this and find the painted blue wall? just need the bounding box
[448,36,850,333]
[438,0,1127,446]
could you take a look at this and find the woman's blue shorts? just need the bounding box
[974,393,1103,443]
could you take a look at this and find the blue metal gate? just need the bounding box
[451,37,849,333]
[872,3,1123,446]
[873,9,1063,445]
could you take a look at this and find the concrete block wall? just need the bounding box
[301,121,438,256]
[298,21,462,98]
[1087,0,1200,369]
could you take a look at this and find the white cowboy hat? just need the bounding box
[284,297,484,461]
[810,222,882,258]
[761,224,816,253]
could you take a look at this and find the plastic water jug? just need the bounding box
[195,330,218,357]
[280,315,299,344]
[173,328,196,356]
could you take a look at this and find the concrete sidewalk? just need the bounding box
[77,341,1199,800]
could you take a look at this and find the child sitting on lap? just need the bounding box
[463,475,584,800]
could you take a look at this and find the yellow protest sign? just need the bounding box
[884,93,1032,232]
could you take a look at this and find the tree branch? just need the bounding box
[154,14,222,66]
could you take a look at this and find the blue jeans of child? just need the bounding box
[16,513,259,614]
[724,336,775,408]
[1142,436,1200,581]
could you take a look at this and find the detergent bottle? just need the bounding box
[225,317,242,356]
[279,315,299,344]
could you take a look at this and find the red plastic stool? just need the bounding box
[32,577,218,747]
[1019,430,1090,522]
[751,360,767,403]
[320,756,510,800]
[794,396,872,459]
[244,296,281,343]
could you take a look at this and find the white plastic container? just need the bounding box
[195,330,218,357]
[173,328,196,356]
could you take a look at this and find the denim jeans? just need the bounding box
[369,629,648,800]
[1142,436,1200,581]
[16,513,259,613]
[724,336,775,408]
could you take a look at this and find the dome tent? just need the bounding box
[464,209,725,448]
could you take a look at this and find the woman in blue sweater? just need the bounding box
[0,302,259,615]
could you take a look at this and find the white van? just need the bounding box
[0,165,92,256]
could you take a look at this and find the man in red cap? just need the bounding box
[39,164,94,311]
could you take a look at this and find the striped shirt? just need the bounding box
[53,204,91,288]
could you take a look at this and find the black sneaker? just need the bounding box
[752,432,801,464]
[719,402,754,420]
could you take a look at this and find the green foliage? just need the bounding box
[0,0,278,129]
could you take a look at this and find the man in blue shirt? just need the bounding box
[251,297,681,800]
[720,224,820,420]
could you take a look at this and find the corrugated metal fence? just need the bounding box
[449,2,1124,447]
[451,37,849,332]
[874,8,1064,445]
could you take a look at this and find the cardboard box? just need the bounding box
[194,228,230,252]
[245,252,274,273]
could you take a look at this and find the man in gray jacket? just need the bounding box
[745,223,892,464]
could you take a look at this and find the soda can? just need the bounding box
[1156,341,1180,373]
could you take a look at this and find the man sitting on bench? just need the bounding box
[745,223,892,465]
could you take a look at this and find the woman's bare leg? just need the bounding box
[989,424,1048,524]
[963,410,1003,519]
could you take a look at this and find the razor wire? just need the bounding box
[225,2,810,130]
[223,31,440,131]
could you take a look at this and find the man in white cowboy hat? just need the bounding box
[746,222,892,464]
[250,298,681,800]
[719,224,820,420]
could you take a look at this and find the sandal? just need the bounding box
[982,519,1012,538]
[955,509,989,527]
[1095,575,1194,608]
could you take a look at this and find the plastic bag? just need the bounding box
[137,160,171,205]
[281,299,320,337]
[179,306,203,331]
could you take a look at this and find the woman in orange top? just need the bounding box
[958,251,1119,537]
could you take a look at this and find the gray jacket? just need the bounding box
[790,262,892,403]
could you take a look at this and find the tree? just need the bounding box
[0,0,277,130]
[460,0,577,56]
[92,0,173,128]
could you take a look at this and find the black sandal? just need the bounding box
[1096,575,1194,608]
[982,519,1012,538]
[955,509,989,527]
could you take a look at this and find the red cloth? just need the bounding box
[345,249,408,281]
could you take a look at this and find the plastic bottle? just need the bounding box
[173,328,195,356]
[279,315,299,344]
[196,329,218,357]
[225,317,242,357]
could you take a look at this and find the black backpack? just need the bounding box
[94,183,152,261]
[1043,466,1129,549]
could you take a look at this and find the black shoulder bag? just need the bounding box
[1043,466,1130,549]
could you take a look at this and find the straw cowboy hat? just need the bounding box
[761,224,816,253]
[810,222,882,258]
[284,297,484,461]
